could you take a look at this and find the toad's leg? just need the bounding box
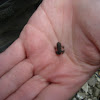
[61,50,65,54]
[62,46,64,48]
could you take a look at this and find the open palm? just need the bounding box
[0,0,100,100]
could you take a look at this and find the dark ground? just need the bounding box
[0,0,42,53]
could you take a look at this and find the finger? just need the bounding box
[6,75,49,100]
[0,38,26,77]
[0,59,34,100]
[34,84,72,100]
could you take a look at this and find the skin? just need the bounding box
[0,0,100,100]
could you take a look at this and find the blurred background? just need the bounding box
[0,0,42,52]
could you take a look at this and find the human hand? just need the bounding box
[0,0,100,100]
